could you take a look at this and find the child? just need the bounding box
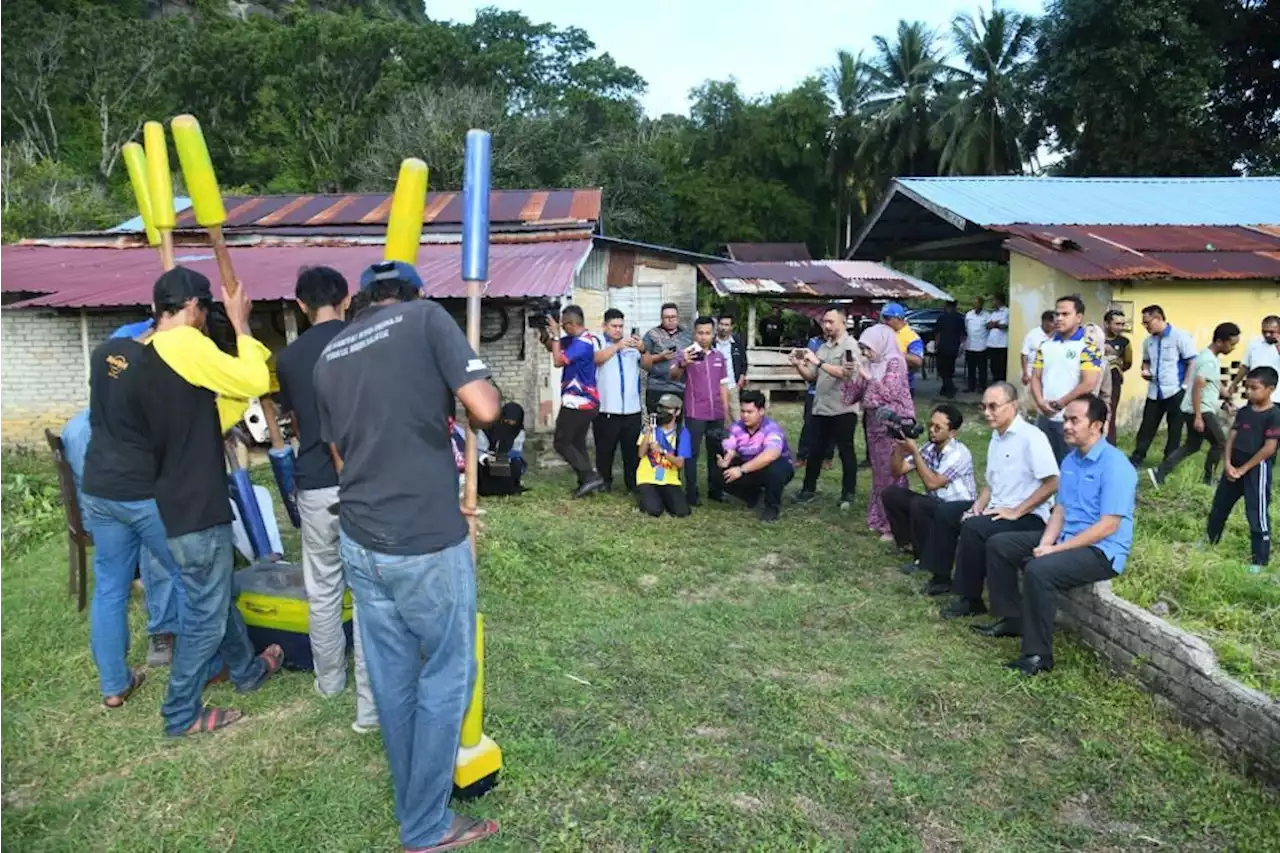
[636,393,692,518]
[1207,366,1279,572]
[477,403,528,496]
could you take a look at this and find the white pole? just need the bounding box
[79,309,90,389]
[283,302,299,343]
[747,302,758,347]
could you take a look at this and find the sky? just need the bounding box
[427,0,1047,117]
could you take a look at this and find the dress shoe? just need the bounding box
[573,476,606,499]
[940,597,987,619]
[971,618,1021,638]
[599,481,614,494]
[758,505,780,524]
[921,580,952,596]
[793,490,818,506]
[900,561,924,575]
[1004,654,1054,676]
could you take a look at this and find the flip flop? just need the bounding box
[405,817,499,853]
[235,644,285,694]
[102,667,147,708]
[174,706,244,737]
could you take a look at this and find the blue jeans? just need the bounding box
[139,549,182,635]
[81,494,182,697]
[161,524,266,735]
[341,532,476,849]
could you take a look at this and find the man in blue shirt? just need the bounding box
[1130,304,1197,467]
[592,308,645,493]
[544,305,605,497]
[980,394,1137,676]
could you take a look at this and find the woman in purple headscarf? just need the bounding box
[843,324,915,538]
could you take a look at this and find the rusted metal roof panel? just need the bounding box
[1,238,593,309]
[725,242,813,262]
[700,260,930,300]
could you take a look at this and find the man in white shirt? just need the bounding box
[593,308,646,493]
[715,314,749,420]
[1021,311,1056,386]
[1030,295,1104,463]
[1226,315,1280,405]
[985,295,1011,383]
[964,296,990,393]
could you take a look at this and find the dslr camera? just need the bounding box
[527,297,562,330]
[877,407,924,441]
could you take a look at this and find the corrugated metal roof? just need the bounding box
[816,261,954,302]
[700,260,932,300]
[1,239,592,309]
[725,242,813,262]
[1000,225,1280,281]
[897,177,1280,227]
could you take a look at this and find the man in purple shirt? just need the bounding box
[670,316,732,506]
[717,389,795,523]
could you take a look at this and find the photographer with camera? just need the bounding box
[635,394,693,518]
[542,305,606,498]
[882,404,977,570]
[643,303,693,414]
[592,309,646,493]
[669,316,733,506]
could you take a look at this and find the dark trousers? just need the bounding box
[593,412,642,491]
[797,393,832,462]
[553,407,597,485]
[952,512,1047,601]
[1106,373,1123,445]
[987,531,1118,657]
[801,412,858,497]
[636,484,691,518]
[919,500,972,583]
[1155,411,1226,484]
[936,350,959,397]
[881,486,940,557]
[1207,460,1273,566]
[965,350,988,392]
[1036,416,1068,464]
[684,418,727,504]
[987,347,1008,383]
[724,455,795,511]
[1130,391,1185,465]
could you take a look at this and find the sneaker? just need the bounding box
[146,633,175,667]
[793,490,818,506]
[759,505,781,524]
[573,476,606,499]
[1146,468,1161,489]
[839,494,853,511]
[351,721,380,735]
[1248,565,1264,575]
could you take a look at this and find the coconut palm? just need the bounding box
[824,49,875,251]
[860,20,945,180]
[934,4,1036,175]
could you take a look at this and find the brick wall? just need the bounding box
[1059,582,1280,780]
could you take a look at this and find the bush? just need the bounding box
[1,455,65,557]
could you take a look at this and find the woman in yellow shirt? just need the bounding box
[636,394,693,518]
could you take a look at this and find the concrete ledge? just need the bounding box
[1059,582,1280,781]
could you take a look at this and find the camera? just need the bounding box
[878,407,924,441]
[526,297,562,329]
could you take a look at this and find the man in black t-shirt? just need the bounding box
[934,301,966,398]
[758,307,784,348]
[1206,366,1279,571]
[314,261,500,851]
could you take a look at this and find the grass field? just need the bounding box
[3,401,1278,852]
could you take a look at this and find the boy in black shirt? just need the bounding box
[1207,366,1279,572]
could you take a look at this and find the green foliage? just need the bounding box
[1,144,130,242]
[0,453,64,558]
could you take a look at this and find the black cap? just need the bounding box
[153,267,213,314]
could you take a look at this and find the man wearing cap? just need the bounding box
[314,260,502,852]
[135,267,285,736]
[881,304,924,394]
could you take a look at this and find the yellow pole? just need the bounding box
[459,614,485,748]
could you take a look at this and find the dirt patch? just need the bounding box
[763,666,844,691]
[914,813,961,853]
[691,725,730,740]
[3,782,39,810]
[636,574,660,589]
[1056,794,1141,836]
[728,792,767,813]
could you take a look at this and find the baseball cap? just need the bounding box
[153,267,213,313]
[359,260,423,292]
[880,302,907,319]
[657,393,683,411]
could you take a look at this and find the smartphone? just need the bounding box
[844,349,854,364]
[648,413,657,431]
[631,327,639,337]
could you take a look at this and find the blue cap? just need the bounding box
[359,260,423,292]
[880,302,907,319]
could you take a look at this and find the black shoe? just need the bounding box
[921,580,952,596]
[900,561,924,575]
[599,481,614,494]
[707,492,727,503]
[971,618,1021,638]
[1004,654,1054,676]
[573,477,606,499]
[940,597,987,619]
[689,498,702,508]
[758,505,780,524]
[793,490,818,506]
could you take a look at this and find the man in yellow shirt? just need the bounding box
[882,303,925,394]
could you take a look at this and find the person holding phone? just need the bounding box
[635,395,693,518]
[669,317,733,507]
[642,303,692,414]
[790,304,861,510]
[593,309,646,493]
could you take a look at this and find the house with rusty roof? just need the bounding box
[849,176,1280,427]
[0,189,714,445]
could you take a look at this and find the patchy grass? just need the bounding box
[3,401,1278,852]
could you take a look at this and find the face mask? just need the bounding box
[657,411,678,425]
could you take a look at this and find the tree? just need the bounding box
[1210,0,1280,174]
[825,50,875,251]
[934,4,1035,175]
[861,20,945,181]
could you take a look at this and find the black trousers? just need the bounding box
[936,350,959,397]
[987,531,1118,658]
[724,455,795,511]
[965,350,988,392]
[881,486,940,557]
[1036,416,1068,464]
[684,418,727,505]
[593,412,642,491]
[987,347,1008,383]
[797,393,833,462]
[800,412,858,497]
[952,513,1047,602]
[1155,410,1226,484]
[553,407,597,484]
[1130,391,1185,465]
[1207,460,1273,566]
[919,500,973,583]
[636,483,691,518]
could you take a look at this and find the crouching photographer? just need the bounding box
[882,404,977,573]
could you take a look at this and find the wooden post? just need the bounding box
[747,302,757,347]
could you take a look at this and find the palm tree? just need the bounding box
[824,50,874,252]
[860,20,945,180]
[934,4,1036,175]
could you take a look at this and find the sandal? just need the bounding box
[102,668,147,708]
[405,817,499,853]
[175,706,244,737]
[235,644,285,694]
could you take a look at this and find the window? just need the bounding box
[609,284,664,335]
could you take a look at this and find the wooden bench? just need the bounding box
[45,430,90,611]
[745,347,810,406]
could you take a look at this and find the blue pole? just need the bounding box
[462,129,491,283]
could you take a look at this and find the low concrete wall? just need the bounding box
[1059,582,1280,780]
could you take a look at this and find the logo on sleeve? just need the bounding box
[466,358,487,373]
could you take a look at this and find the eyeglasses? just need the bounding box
[980,400,1012,412]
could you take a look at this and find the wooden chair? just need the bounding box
[45,430,90,611]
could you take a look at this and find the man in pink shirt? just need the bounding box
[670,316,733,506]
[717,390,795,523]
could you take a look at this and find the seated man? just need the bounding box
[881,403,977,571]
[635,394,693,518]
[917,382,1059,607]
[717,389,795,523]
[981,395,1137,676]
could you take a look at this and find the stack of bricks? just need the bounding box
[1058,581,1280,780]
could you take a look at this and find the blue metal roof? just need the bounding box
[106,198,193,233]
[896,177,1280,227]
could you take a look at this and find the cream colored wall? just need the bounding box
[1007,254,1113,382]
[633,256,698,322]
